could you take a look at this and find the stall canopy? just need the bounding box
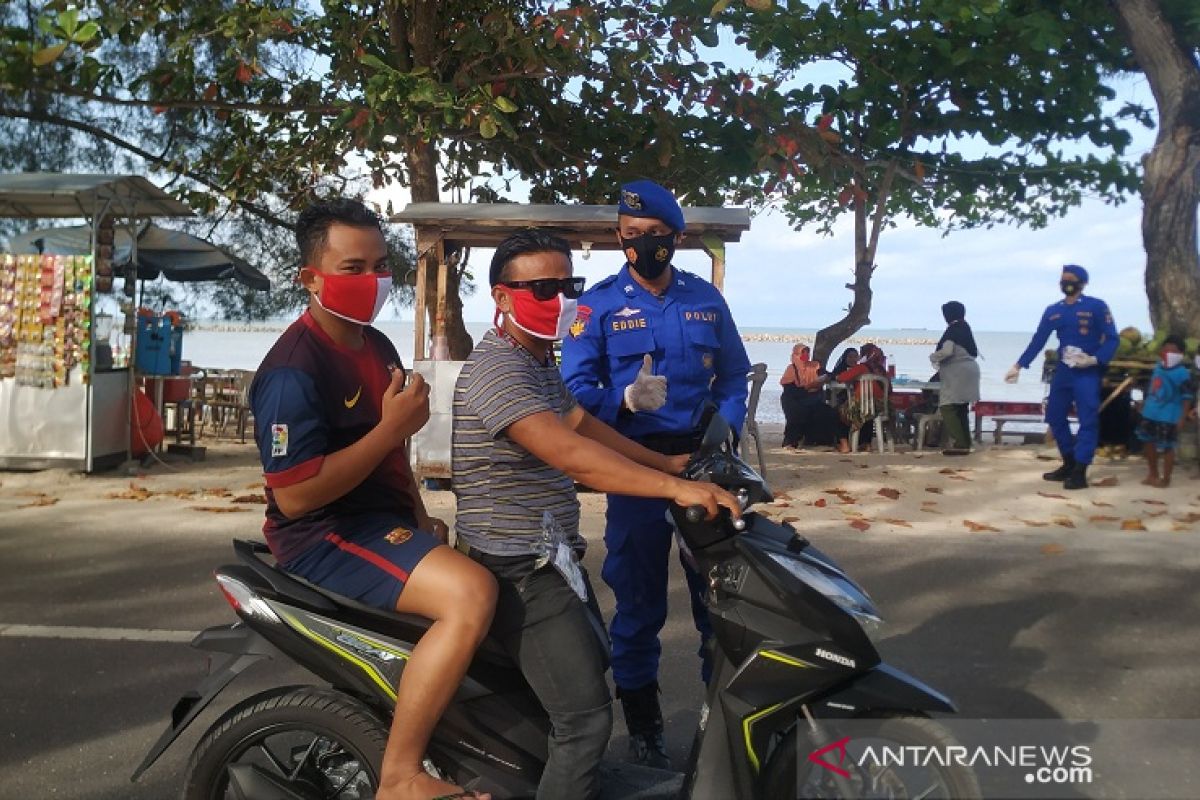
[0,174,193,218]
[8,223,270,290]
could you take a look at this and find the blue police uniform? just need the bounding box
[1017,294,1118,465]
[561,265,750,690]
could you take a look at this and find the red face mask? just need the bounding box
[310,272,391,325]
[495,288,579,341]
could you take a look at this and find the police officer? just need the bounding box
[560,180,750,768]
[1006,265,1118,489]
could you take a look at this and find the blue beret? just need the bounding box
[1062,264,1089,283]
[618,180,685,233]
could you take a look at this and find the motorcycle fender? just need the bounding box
[820,662,957,715]
[130,624,276,782]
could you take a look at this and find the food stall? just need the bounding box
[391,202,753,480]
[0,174,193,471]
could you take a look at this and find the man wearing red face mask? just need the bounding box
[249,198,496,800]
[452,229,741,799]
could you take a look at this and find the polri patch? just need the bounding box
[270,424,288,457]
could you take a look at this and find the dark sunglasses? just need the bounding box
[501,276,586,301]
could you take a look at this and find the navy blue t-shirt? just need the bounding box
[250,311,416,564]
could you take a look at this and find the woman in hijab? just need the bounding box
[836,343,890,449]
[829,347,860,377]
[780,344,849,452]
[930,301,981,454]
[780,344,826,448]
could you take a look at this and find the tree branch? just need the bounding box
[1,106,294,229]
[4,82,339,115]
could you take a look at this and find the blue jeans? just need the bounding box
[470,550,613,800]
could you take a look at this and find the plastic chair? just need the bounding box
[738,363,769,481]
[200,369,255,442]
[848,374,893,454]
[914,413,941,452]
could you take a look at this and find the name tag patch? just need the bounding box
[271,424,288,457]
[611,317,648,332]
[685,310,718,323]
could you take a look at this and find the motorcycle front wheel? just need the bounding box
[761,711,983,800]
[183,686,388,800]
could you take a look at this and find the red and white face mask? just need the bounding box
[496,289,578,341]
[310,272,391,325]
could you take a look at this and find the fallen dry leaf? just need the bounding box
[882,518,913,528]
[1089,515,1120,523]
[1120,519,1147,531]
[1137,499,1167,506]
[107,483,153,501]
[782,516,800,524]
[1051,516,1076,529]
[1040,543,1066,556]
[1171,524,1191,532]
[1146,510,1167,518]
[165,488,198,498]
[948,475,972,481]
[231,494,267,504]
[921,500,939,507]
[919,508,943,514]
[813,498,827,508]
[925,487,943,495]
[245,482,263,489]
[1092,501,1115,508]
[1176,513,1200,524]
[963,520,1000,532]
[1037,492,1066,500]
[1092,476,1119,487]
[190,505,251,513]
[1018,519,1050,528]
[849,519,871,531]
[202,488,233,498]
[938,468,955,475]
[17,495,58,509]
[877,488,901,500]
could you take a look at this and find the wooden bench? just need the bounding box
[972,401,1043,443]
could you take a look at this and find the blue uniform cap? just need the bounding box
[618,180,685,233]
[1062,264,1089,284]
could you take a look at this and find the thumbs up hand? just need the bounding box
[623,354,668,412]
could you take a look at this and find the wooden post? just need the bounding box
[413,229,429,362]
[701,234,726,293]
[433,239,449,360]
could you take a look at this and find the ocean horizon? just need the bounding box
[167,320,1052,425]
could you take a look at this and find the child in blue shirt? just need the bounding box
[1137,335,1195,487]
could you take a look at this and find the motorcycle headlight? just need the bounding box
[767,552,883,632]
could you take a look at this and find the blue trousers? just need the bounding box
[601,494,713,691]
[1046,366,1101,465]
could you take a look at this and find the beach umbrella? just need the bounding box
[7,222,270,290]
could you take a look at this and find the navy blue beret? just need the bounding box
[618,180,685,233]
[1062,264,1089,283]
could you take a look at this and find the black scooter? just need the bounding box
[133,414,980,799]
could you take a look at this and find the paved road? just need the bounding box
[3,500,1199,799]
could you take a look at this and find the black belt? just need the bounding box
[634,432,702,456]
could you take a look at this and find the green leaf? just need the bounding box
[711,0,731,16]
[494,96,518,113]
[32,43,68,66]
[359,54,391,72]
[57,8,79,37]
[696,26,719,48]
[72,21,99,44]
[479,116,499,139]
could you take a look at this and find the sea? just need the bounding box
[171,321,1047,425]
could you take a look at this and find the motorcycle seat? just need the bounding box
[231,539,516,667]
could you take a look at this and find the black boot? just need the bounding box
[618,683,670,770]
[1042,456,1075,481]
[1063,462,1089,490]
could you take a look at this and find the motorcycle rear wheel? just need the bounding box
[183,686,388,800]
[761,711,983,800]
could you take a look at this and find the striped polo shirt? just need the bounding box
[452,330,582,556]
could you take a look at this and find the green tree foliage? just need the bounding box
[704,0,1145,361]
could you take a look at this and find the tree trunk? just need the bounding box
[814,198,873,367]
[1111,0,1200,339]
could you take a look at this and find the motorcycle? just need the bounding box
[133,413,980,799]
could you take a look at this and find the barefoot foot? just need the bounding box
[377,770,490,800]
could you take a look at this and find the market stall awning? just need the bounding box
[391,202,751,249]
[8,223,270,290]
[0,174,193,218]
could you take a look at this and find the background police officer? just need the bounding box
[560,180,750,768]
[1007,265,1118,489]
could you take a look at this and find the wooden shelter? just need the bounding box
[392,202,752,361]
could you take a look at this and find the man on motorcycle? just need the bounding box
[249,198,496,800]
[451,229,740,800]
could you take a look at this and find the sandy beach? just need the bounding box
[2,423,1197,543]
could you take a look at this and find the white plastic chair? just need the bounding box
[848,374,893,454]
[738,363,769,481]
